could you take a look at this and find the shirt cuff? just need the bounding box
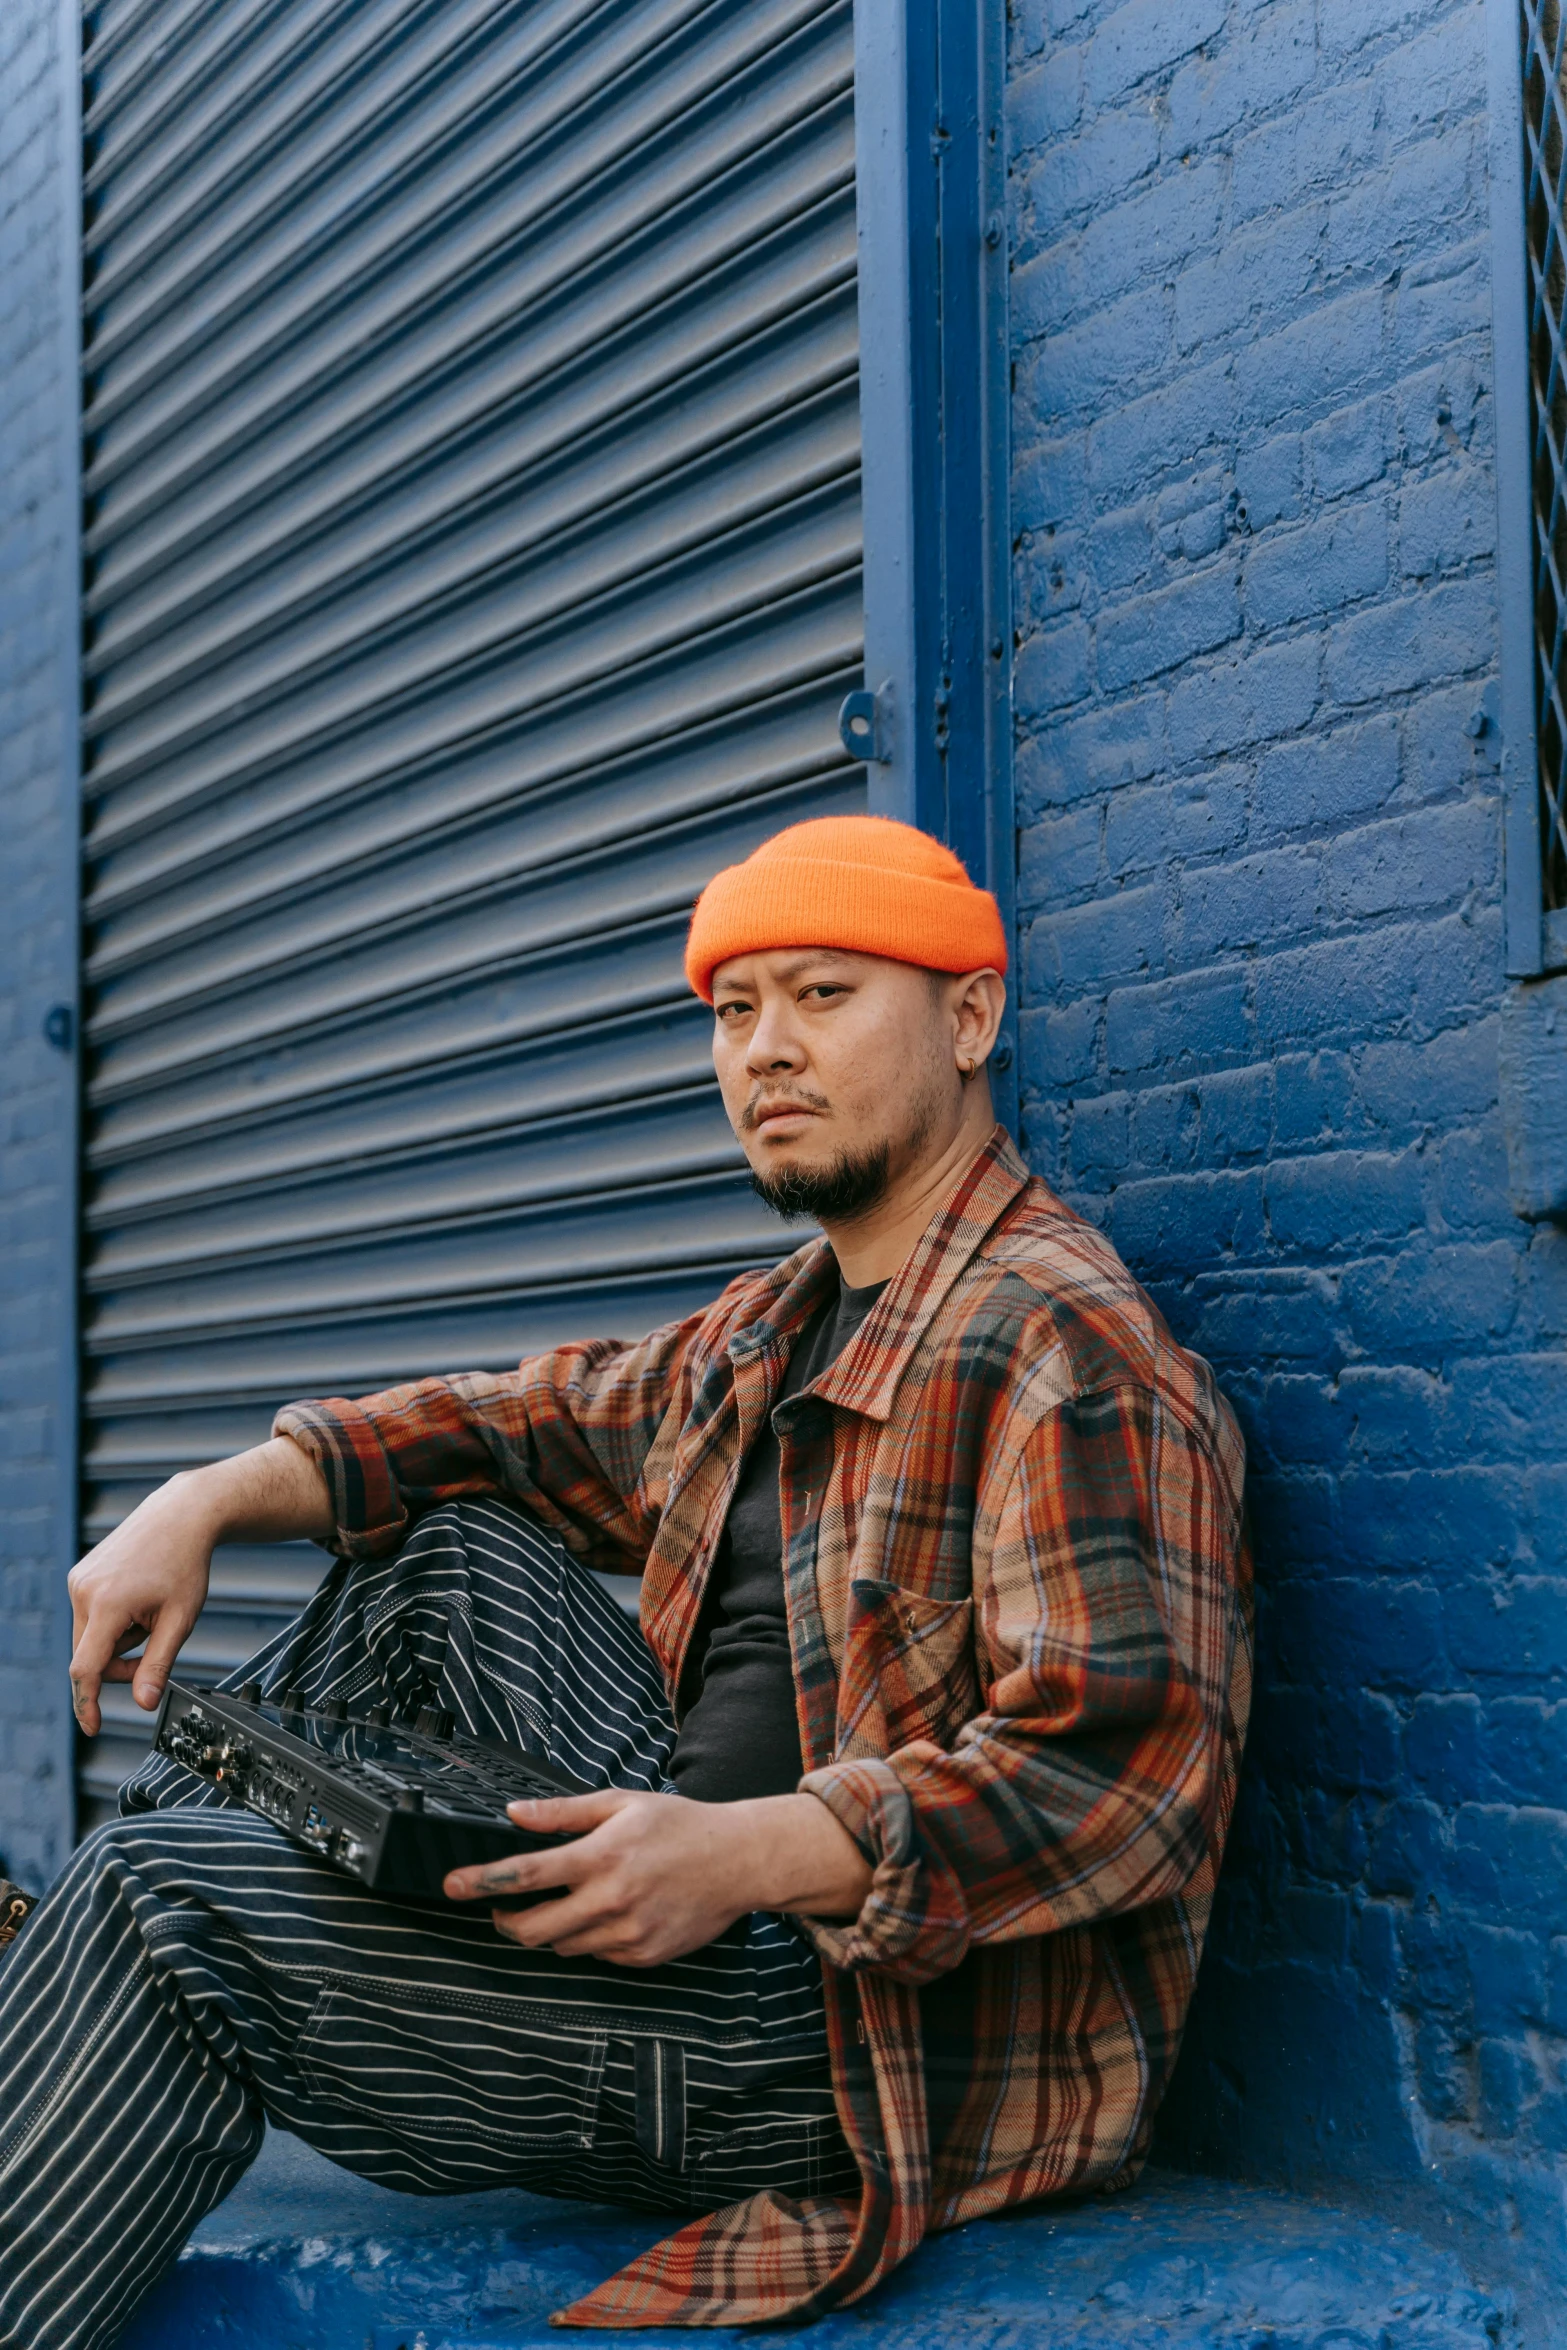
[272,1398,410,1559]
[797,1758,971,1984]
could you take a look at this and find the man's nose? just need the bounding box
[744,1000,806,1074]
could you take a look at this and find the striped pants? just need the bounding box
[0,1501,854,2350]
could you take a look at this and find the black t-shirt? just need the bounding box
[668,1272,888,1804]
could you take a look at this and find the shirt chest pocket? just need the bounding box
[834,1579,977,1762]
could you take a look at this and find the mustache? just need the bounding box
[739,1086,831,1132]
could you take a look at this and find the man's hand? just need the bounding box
[443,1788,873,1966]
[68,1436,334,1736]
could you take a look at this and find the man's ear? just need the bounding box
[952,969,1006,1065]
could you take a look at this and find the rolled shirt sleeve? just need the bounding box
[273,1311,715,1568]
[273,1391,415,1559]
[798,1380,1248,1987]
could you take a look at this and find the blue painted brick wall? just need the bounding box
[0,0,77,1885]
[1007,0,1567,2321]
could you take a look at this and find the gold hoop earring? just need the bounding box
[959,1057,977,1083]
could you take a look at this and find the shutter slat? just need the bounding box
[86,0,504,304]
[83,0,847,461]
[85,0,286,152]
[86,408,859,769]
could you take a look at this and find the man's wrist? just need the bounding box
[727,1791,873,1921]
[158,1462,234,1541]
[165,1437,334,1547]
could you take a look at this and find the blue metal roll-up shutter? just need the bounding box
[77,0,863,1823]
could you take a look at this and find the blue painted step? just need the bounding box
[121,2129,1514,2350]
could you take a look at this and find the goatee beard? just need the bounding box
[749,1142,891,1223]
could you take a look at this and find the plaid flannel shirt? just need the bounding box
[276,1128,1251,2329]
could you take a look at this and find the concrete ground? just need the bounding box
[119,2126,1517,2350]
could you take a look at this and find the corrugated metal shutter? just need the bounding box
[78,0,863,1826]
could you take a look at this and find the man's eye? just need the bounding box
[803,984,846,1002]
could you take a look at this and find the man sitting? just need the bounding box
[1,816,1250,2348]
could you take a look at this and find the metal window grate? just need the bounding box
[1524,0,1567,911]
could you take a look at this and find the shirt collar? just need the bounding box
[723,1126,1032,1413]
[745,1125,1029,1422]
[723,1235,838,1367]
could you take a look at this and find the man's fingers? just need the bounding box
[70,1585,195,1730]
[441,1793,629,1896]
[68,1647,108,1735]
[443,1837,591,1903]
[506,1790,632,1833]
[492,1885,615,1951]
[68,1608,129,1737]
[444,1791,651,1912]
[99,1625,151,1685]
[442,1792,639,1902]
[132,1609,196,1713]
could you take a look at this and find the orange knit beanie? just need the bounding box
[684,814,1008,1002]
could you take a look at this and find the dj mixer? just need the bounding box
[153,1678,587,1899]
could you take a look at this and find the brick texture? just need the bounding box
[1007,0,1567,2320]
[0,0,77,1885]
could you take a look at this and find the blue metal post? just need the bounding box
[855,0,929,829]
[51,0,83,1851]
[1488,0,1545,978]
[852,0,1017,1127]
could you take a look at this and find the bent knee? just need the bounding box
[399,1495,569,1569]
[76,1806,279,1896]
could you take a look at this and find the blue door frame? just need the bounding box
[35,0,83,1869]
[852,0,1017,1127]
[1487,0,1546,978]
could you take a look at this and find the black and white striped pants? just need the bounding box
[0,1501,855,2350]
